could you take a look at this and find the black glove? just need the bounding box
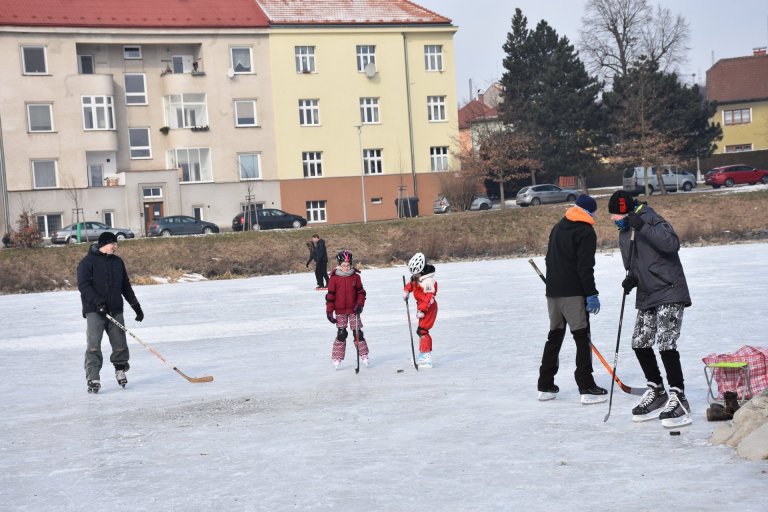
[327,312,336,324]
[354,304,363,315]
[96,302,108,316]
[622,275,638,295]
[131,303,144,322]
[626,212,645,230]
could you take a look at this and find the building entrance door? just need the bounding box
[143,202,164,235]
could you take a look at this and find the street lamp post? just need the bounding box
[356,125,367,224]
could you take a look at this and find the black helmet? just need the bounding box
[336,250,353,264]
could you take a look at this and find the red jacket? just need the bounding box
[404,273,437,313]
[326,268,366,314]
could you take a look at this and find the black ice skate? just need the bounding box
[659,387,692,428]
[632,382,667,422]
[87,379,101,394]
[579,385,608,405]
[115,369,127,388]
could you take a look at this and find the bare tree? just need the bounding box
[63,177,88,242]
[580,0,689,81]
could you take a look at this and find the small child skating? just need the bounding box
[326,250,368,369]
[403,252,438,368]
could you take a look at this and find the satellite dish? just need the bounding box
[364,62,377,78]
[226,67,235,79]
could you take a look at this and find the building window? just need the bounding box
[124,74,147,105]
[725,143,753,153]
[32,160,58,189]
[430,146,449,171]
[164,94,208,129]
[129,128,152,159]
[21,45,47,74]
[356,45,376,72]
[371,197,383,205]
[192,206,204,221]
[123,46,142,59]
[360,97,380,124]
[143,187,162,199]
[238,153,261,180]
[306,200,327,223]
[234,100,258,127]
[363,149,383,174]
[78,55,94,74]
[82,96,115,130]
[299,99,320,126]
[27,104,53,132]
[231,47,253,73]
[88,164,104,187]
[424,45,443,71]
[295,46,316,73]
[103,210,114,227]
[427,96,446,122]
[36,214,62,238]
[168,148,212,182]
[723,108,751,126]
[302,151,323,177]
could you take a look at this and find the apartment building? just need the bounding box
[0,0,458,239]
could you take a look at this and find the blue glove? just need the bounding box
[586,295,600,315]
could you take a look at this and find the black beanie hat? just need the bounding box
[98,231,118,247]
[608,191,636,215]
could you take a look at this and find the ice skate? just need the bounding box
[538,384,559,401]
[579,385,608,404]
[361,356,370,368]
[659,387,692,428]
[115,369,127,388]
[87,379,101,394]
[416,352,432,368]
[332,359,341,370]
[632,383,667,422]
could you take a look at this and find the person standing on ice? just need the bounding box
[538,195,607,404]
[402,252,438,368]
[305,234,329,290]
[77,231,144,393]
[608,191,692,427]
[326,250,368,369]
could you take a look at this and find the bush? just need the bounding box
[11,211,43,248]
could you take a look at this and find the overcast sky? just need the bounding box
[415,0,768,103]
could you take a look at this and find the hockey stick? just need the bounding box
[528,259,642,396]
[402,275,419,371]
[106,314,214,383]
[604,228,637,422]
[354,313,361,374]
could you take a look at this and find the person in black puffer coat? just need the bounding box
[76,231,143,393]
[538,194,607,403]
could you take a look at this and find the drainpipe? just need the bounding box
[0,115,11,235]
[402,32,418,198]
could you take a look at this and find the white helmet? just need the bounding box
[408,252,426,275]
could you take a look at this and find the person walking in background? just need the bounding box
[77,232,143,393]
[608,191,692,427]
[403,252,438,368]
[325,250,368,369]
[306,234,329,290]
[538,195,607,404]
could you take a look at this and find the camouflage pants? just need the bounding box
[631,303,685,351]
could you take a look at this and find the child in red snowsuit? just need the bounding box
[403,252,438,368]
[326,250,368,369]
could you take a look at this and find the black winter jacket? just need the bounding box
[545,207,598,298]
[77,244,138,317]
[618,204,691,310]
[306,238,328,265]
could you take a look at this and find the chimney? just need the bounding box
[478,92,485,105]
[754,47,767,56]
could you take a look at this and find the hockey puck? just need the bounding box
[397,369,404,373]
[670,431,681,436]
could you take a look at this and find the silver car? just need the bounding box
[51,221,135,244]
[516,185,581,207]
[432,195,493,213]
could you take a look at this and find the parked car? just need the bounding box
[232,208,308,231]
[147,216,219,237]
[623,166,697,194]
[704,165,768,188]
[432,195,492,214]
[516,185,582,207]
[51,221,135,244]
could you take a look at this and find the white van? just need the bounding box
[622,166,696,195]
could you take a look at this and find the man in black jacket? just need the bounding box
[77,231,143,393]
[538,195,607,404]
[306,234,329,290]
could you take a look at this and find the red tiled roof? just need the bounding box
[706,54,768,104]
[458,99,497,130]
[256,0,451,25]
[0,0,269,29]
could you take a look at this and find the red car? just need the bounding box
[704,165,768,188]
